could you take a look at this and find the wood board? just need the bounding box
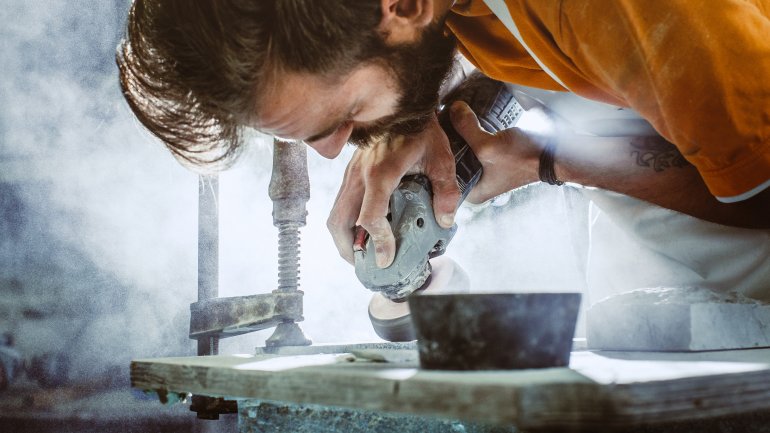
[131,348,770,429]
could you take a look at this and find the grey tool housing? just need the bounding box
[355,175,455,300]
[354,74,523,301]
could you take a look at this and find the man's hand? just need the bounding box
[449,101,541,204]
[327,114,461,268]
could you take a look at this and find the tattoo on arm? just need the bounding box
[630,137,690,172]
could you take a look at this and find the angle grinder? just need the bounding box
[354,74,524,341]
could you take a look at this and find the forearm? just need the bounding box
[551,134,770,229]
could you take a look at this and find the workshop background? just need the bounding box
[0,0,585,431]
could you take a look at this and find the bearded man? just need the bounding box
[117,1,770,299]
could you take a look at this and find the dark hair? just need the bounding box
[116,1,383,171]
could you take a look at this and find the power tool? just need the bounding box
[354,74,524,341]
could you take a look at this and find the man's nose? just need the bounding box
[305,123,354,159]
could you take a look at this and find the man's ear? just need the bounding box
[378,0,435,45]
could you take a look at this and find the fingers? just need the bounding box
[422,123,461,228]
[431,174,461,228]
[357,166,402,268]
[449,101,494,161]
[327,156,365,265]
[327,147,402,268]
[448,101,541,204]
[325,115,462,269]
[327,210,356,265]
[449,100,497,205]
[357,216,395,268]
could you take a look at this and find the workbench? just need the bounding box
[131,344,770,432]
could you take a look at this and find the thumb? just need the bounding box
[449,101,492,158]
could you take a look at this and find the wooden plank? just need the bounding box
[131,348,770,429]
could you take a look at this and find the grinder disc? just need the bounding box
[368,256,470,342]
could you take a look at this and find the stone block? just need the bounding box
[587,287,770,351]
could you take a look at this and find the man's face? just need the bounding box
[255,24,456,158]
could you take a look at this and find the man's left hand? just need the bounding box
[326,114,461,268]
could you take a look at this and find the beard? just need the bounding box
[347,23,458,148]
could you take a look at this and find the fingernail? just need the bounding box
[440,214,455,227]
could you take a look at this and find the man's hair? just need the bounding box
[117,1,383,170]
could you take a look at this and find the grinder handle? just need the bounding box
[436,74,524,202]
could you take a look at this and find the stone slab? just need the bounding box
[587,287,770,351]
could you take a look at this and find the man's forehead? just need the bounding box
[254,73,349,139]
[254,63,400,142]
[258,73,328,113]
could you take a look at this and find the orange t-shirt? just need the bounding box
[446,0,770,201]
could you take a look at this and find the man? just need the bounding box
[117,0,769,273]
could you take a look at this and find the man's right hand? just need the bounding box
[326,114,461,268]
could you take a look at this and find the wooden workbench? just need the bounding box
[131,346,770,430]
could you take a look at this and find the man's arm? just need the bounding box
[554,134,770,230]
[553,0,770,203]
[450,102,770,230]
[327,90,768,269]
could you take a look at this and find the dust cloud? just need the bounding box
[0,0,587,386]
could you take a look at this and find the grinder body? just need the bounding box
[355,75,524,303]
